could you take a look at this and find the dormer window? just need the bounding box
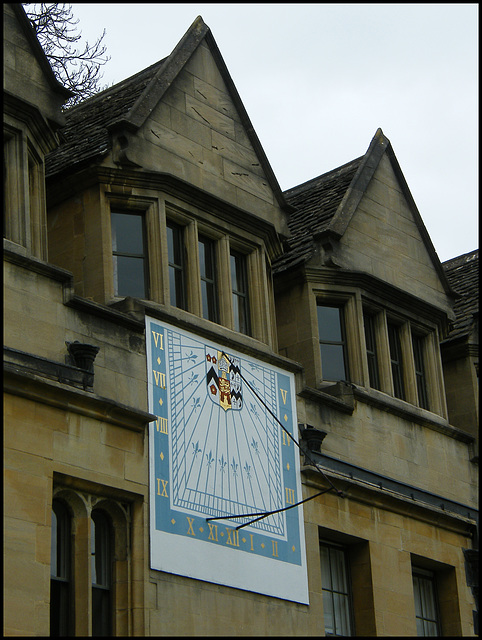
[107,198,268,341]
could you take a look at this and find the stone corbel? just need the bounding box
[110,127,143,168]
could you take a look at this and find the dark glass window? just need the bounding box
[230,251,250,335]
[364,313,380,390]
[199,235,218,322]
[412,334,429,410]
[167,222,186,310]
[111,212,148,298]
[50,501,72,637]
[413,568,440,636]
[388,322,405,399]
[317,305,347,381]
[91,511,112,637]
[320,541,354,636]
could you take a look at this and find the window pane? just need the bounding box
[364,313,380,390]
[424,620,438,636]
[91,511,112,637]
[333,592,351,635]
[199,236,218,322]
[167,223,186,309]
[318,305,347,382]
[113,255,146,298]
[230,252,250,335]
[320,344,346,381]
[320,542,353,636]
[413,334,429,409]
[317,305,343,342]
[413,570,440,637]
[416,617,425,636]
[50,502,71,637]
[388,323,405,399]
[322,590,335,635]
[92,587,111,637]
[111,212,147,298]
[111,212,144,254]
[320,545,332,589]
[331,548,348,593]
[91,512,111,588]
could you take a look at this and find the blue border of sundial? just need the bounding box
[148,320,302,567]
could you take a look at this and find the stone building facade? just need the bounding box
[3,5,478,636]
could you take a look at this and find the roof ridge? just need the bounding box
[63,58,166,114]
[284,156,363,196]
[442,248,479,267]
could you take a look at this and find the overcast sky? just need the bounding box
[70,3,478,263]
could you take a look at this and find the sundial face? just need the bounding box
[146,316,309,604]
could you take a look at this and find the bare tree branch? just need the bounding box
[23,3,110,107]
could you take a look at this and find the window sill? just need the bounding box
[352,384,474,443]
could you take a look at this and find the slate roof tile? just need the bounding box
[443,249,479,339]
[273,157,362,273]
[46,59,165,177]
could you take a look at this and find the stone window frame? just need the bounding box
[319,538,356,636]
[312,291,360,387]
[3,121,47,260]
[106,194,158,303]
[105,190,273,342]
[360,301,447,416]
[111,210,150,299]
[410,554,464,637]
[51,486,132,637]
[412,566,441,636]
[310,286,447,417]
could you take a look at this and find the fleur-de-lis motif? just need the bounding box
[251,438,260,455]
[184,350,198,363]
[219,454,227,473]
[191,397,201,411]
[206,451,215,467]
[192,441,201,456]
[187,372,199,386]
[231,457,238,476]
[244,462,251,479]
[250,402,260,420]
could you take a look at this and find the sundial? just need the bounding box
[146,316,309,603]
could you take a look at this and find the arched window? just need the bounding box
[91,510,113,636]
[50,500,72,636]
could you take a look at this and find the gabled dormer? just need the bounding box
[45,17,292,349]
[3,3,71,260]
[274,129,458,419]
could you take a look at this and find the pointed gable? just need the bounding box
[46,16,291,234]
[275,129,455,311]
[3,3,71,128]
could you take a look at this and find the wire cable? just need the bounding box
[204,351,344,529]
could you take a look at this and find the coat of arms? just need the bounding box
[206,349,242,411]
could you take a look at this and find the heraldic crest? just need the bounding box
[206,349,242,411]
